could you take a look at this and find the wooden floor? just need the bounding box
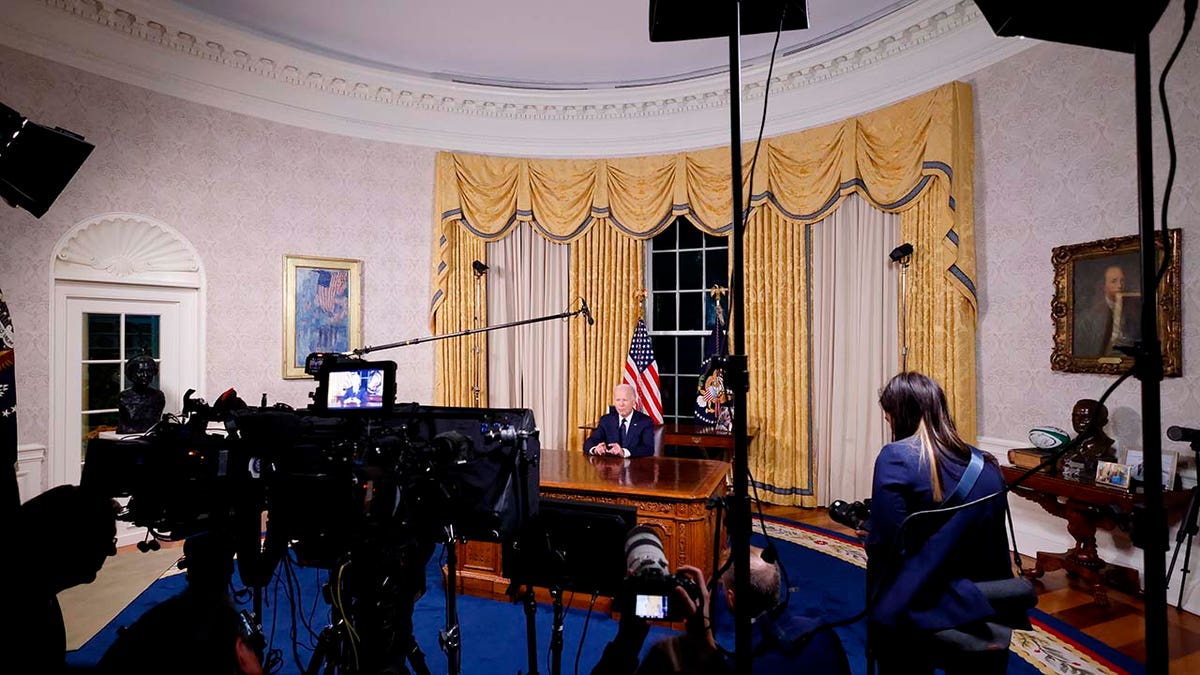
[761,504,1200,673]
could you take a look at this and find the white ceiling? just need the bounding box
[170,0,916,88]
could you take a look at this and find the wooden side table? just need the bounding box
[660,423,756,463]
[1002,465,1190,605]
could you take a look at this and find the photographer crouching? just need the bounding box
[863,372,1033,674]
[591,527,849,675]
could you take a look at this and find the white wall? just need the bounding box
[0,43,438,453]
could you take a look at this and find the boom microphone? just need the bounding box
[1167,426,1200,443]
[580,299,595,326]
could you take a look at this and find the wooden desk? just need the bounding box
[1002,465,1191,605]
[456,450,729,609]
[660,423,756,462]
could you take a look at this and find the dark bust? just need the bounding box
[117,355,166,434]
[1057,398,1117,481]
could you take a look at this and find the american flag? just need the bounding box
[623,318,663,424]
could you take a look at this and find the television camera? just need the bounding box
[82,352,540,674]
[828,498,872,532]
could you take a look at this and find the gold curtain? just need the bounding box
[567,221,646,451]
[431,82,977,504]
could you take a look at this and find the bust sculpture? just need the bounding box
[117,355,166,434]
[1057,398,1117,481]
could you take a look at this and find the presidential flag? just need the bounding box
[1,288,18,513]
[623,318,663,424]
[694,304,733,430]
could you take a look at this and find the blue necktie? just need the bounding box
[620,418,628,445]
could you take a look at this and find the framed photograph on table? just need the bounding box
[1094,461,1132,491]
[1050,229,1182,376]
[282,255,362,379]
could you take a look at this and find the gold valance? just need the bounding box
[430,81,977,506]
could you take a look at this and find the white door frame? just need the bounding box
[50,281,201,487]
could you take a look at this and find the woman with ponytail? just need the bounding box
[864,372,1017,674]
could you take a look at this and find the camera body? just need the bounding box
[828,498,872,532]
[621,525,703,622]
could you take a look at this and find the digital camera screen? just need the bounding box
[634,594,671,620]
[326,368,388,410]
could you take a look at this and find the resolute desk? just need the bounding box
[454,450,729,609]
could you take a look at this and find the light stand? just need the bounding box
[1166,436,1200,610]
[649,3,811,670]
[972,3,1182,670]
[888,243,914,371]
[471,260,488,407]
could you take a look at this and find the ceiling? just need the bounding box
[171,0,917,89]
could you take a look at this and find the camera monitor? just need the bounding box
[502,497,637,598]
[314,359,396,414]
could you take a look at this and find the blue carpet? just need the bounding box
[68,519,1142,674]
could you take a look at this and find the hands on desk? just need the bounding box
[590,442,627,457]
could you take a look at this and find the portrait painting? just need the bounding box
[282,255,362,379]
[1051,230,1182,376]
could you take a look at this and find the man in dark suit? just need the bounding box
[585,384,655,458]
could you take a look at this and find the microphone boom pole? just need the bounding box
[351,305,589,357]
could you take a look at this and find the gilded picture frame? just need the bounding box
[1050,229,1181,376]
[282,255,362,379]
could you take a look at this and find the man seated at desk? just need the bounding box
[586,384,655,458]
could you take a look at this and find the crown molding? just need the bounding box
[0,0,1034,157]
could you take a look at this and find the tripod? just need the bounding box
[304,543,433,675]
[440,525,464,675]
[1166,441,1200,610]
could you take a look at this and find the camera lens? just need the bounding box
[624,525,669,577]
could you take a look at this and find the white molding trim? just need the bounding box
[0,0,1036,157]
[52,212,204,288]
[47,214,207,487]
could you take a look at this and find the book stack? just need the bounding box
[1007,447,1054,474]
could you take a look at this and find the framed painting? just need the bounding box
[282,255,362,379]
[1051,229,1182,376]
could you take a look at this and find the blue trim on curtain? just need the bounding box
[751,479,814,497]
[946,229,959,246]
[531,218,592,242]
[441,208,462,221]
[950,265,977,298]
[429,289,443,310]
[924,161,952,179]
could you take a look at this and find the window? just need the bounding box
[80,313,161,459]
[646,217,728,425]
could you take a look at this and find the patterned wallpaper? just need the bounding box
[967,3,1199,461]
[0,43,437,447]
[0,7,1197,465]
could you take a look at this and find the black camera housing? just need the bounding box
[623,571,702,622]
[828,498,872,532]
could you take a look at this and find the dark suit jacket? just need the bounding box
[585,409,655,458]
[865,436,1013,632]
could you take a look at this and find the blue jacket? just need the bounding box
[865,436,1013,632]
[585,409,656,458]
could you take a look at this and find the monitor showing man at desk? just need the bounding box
[585,384,656,458]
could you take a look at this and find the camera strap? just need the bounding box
[942,448,985,507]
